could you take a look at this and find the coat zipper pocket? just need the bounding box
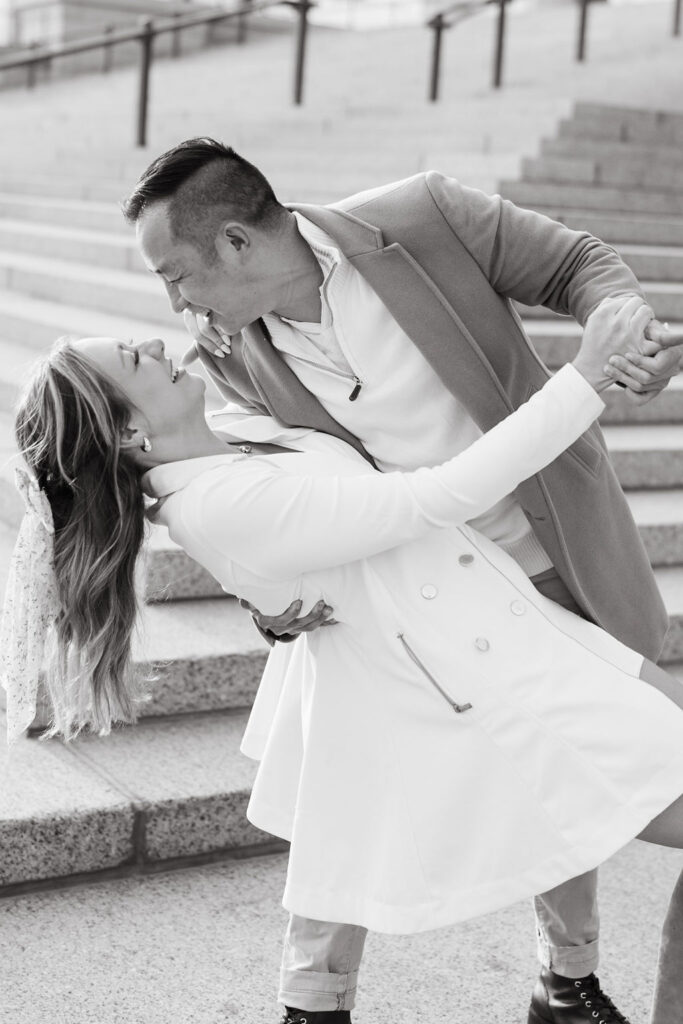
[397,632,473,714]
[287,352,363,401]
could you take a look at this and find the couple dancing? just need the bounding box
[4,139,683,1024]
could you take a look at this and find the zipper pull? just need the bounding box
[349,376,362,401]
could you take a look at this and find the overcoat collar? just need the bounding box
[286,202,512,428]
[226,199,513,460]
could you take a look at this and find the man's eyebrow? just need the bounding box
[117,344,126,366]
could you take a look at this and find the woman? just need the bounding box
[4,295,683,1023]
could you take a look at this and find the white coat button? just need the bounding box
[475,637,490,652]
[510,600,526,616]
[421,584,438,600]
[458,554,474,566]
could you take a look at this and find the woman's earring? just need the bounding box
[141,437,152,453]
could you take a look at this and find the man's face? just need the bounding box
[136,203,273,336]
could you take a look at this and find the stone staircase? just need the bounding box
[1,94,683,895]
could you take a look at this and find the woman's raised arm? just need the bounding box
[183,363,603,581]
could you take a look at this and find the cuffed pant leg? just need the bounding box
[279,914,368,1012]
[534,868,600,979]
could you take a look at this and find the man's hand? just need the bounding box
[179,309,233,368]
[240,598,337,646]
[581,296,683,403]
[604,318,683,405]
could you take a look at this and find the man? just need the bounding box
[123,138,681,1024]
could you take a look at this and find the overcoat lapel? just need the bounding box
[289,203,518,432]
[240,320,375,463]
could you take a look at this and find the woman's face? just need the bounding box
[75,336,206,437]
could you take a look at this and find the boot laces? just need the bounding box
[573,975,631,1024]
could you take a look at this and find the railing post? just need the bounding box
[292,0,312,105]
[576,0,590,61]
[26,42,38,88]
[237,0,253,43]
[136,19,154,147]
[674,0,682,36]
[428,13,446,102]
[102,23,114,72]
[172,11,181,57]
[492,0,507,89]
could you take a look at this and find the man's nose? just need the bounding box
[164,280,185,314]
[139,338,165,360]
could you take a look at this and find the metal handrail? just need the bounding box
[13,0,193,13]
[429,0,681,102]
[0,0,314,143]
[426,0,505,102]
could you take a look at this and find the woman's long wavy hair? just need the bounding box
[15,337,148,740]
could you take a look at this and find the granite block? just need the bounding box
[134,598,269,716]
[662,616,683,664]
[601,383,683,426]
[0,717,135,886]
[610,449,683,490]
[143,543,226,602]
[140,652,268,718]
[638,523,683,567]
[70,712,269,862]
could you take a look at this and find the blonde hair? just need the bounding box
[15,338,147,739]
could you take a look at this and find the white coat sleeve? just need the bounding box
[184,365,605,581]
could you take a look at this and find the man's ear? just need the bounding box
[215,221,250,258]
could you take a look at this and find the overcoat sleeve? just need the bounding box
[424,171,645,324]
[179,365,604,581]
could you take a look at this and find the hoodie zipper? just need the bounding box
[397,632,473,714]
[286,352,363,401]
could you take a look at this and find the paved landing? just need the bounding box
[0,839,681,1023]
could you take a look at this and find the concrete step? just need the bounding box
[0,193,127,233]
[0,218,144,273]
[541,136,683,174]
[531,209,683,248]
[145,528,226,603]
[0,289,187,355]
[133,598,267,718]
[0,251,176,325]
[572,103,683,133]
[0,174,127,203]
[656,566,683,663]
[518,282,683,322]
[500,180,683,218]
[602,424,683,490]
[0,708,279,891]
[626,491,683,568]
[521,156,683,195]
[617,245,683,283]
[560,108,683,147]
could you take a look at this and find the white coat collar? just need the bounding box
[142,416,316,500]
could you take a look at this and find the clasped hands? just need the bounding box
[595,296,683,401]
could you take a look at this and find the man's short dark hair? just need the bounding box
[122,138,285,259]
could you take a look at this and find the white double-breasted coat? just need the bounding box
[145,366,683,934]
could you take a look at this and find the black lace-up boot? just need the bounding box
[280,1010,351,1024]
[528,969,631,1024]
